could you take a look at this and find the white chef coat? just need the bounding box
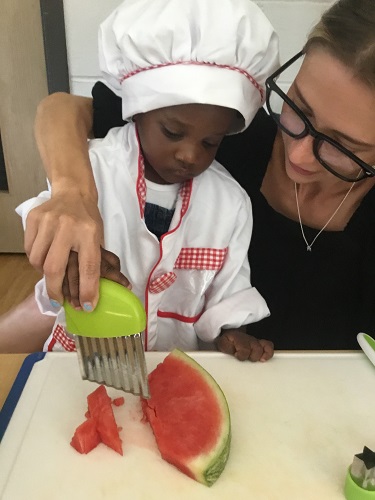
[17,123,270,351]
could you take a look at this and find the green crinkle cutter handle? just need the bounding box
[357,333,375,367]
[64,278,146,338]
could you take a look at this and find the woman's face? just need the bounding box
[135,104,237,184]
[282,49,375,185]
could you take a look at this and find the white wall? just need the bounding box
[63,0,334,97]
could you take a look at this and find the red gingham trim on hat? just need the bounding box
[52,324,76,352]
[120,60,264,100]
[174,247,228,271]
[149,271,177,293]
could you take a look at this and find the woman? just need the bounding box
[21,0,375,349]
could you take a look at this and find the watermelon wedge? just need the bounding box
[142,349,231,486]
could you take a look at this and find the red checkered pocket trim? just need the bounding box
[52,324,76,352]
[174,247,228,271]
[149,271,177,294]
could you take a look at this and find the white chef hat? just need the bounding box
[98,0,279,132]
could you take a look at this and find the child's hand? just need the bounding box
[217,328,274,362]
[63,248,130,309]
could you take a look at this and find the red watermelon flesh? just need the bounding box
[142,349,231,486]
[112,397,125,407]
[87,385,123,455]
[70,417,101,454]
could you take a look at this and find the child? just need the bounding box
[12,0,279,359]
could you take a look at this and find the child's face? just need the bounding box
[135,104,237,184]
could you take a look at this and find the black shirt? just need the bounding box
[92,82,375,349]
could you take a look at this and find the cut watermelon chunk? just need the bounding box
[112,397,125,407]
[142,349,231,486]
[70,418,101,454]
[87,385,123,455]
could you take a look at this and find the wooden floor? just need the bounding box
[0,254,41,315]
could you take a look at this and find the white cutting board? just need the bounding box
[1,352,375,500]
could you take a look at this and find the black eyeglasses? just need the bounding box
[265,51,375,182]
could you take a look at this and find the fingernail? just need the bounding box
[50,299,61,308]
[83,302,93,312]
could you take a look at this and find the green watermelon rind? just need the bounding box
[171,349,231,487]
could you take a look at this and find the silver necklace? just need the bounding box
[294,181,355,251]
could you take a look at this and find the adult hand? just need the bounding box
[63,248,130,309]
[217,328,274,362]
[25,189,103,309]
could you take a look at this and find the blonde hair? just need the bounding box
[304,0,375,88]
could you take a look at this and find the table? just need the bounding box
[0,353,28,411]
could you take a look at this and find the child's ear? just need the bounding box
[229,111,245,134]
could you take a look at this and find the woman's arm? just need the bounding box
[34,92,95,187]
[26,93,103,309]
